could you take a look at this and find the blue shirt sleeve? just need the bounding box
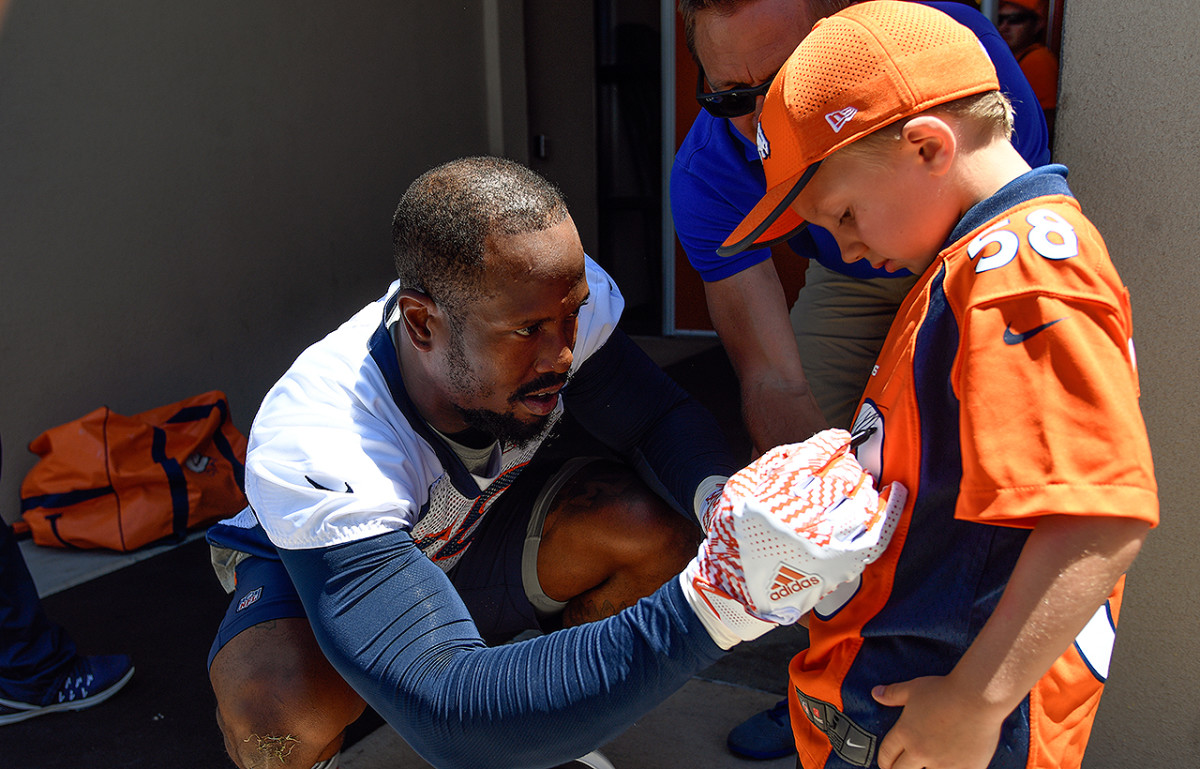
[671,112,776,283]
[563,328,738,517]
[279,529,725,769]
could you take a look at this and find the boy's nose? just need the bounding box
[838,239,869,264]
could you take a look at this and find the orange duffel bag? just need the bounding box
[18,391,248,552]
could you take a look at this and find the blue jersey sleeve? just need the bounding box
[279,528,724,769]
[563,328,738,518]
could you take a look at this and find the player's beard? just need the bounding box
[444,327,564,448]
[453,400,557,449]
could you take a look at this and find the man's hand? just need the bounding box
[681,429,905,648]
[871,676,1008,769]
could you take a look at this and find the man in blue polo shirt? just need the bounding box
[672,0,1051,758]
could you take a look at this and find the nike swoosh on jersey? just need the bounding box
[305,475,354,494]
[1003,317,1065,345]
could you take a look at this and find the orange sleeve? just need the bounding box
[951,209,1158,528]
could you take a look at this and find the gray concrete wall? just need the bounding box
[0,2,501,516]
[1053,1,1200,764]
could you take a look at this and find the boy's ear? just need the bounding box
[396,290,438,352]
[900,115,956,176]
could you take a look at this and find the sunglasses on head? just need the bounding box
[997,11,1037,26]
[695,67,777,119]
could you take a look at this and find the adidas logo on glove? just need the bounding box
[769,564,820,601]
[679,428,906,650]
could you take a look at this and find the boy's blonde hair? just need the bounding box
[838,90,1015,163]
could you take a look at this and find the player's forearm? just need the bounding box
[945,515,1149,716]
[280,530,725,769]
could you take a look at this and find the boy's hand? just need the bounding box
[681,429,905,648]
[872,676,1008,769]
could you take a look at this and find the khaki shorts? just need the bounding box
[790,261,919,429]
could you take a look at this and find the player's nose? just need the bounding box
[537,323,573,374]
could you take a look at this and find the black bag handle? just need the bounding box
[154,396,247,540]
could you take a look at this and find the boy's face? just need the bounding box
[790,145,959,276]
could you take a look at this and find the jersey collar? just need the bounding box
[368,291,485,499]
[947,164,1072,246]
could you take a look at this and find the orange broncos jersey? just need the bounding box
[788,167,1159,769]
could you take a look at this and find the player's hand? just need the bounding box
[872,676,1007,769]
[680,429,905,648]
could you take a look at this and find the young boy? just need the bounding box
[718,3,1158,768]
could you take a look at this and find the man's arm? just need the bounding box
[671,120,831,455]
[280,528,725,769]
[704,260,828,455]
[277,431,900,768]
[872,514,1150,769]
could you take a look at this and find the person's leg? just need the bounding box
[534,459,701,627]
[0,519,134,726]
[208,553,365,769]
[449,414,702,644]
[445,451,697,769]
[0,520,76,703]
[441,450,692,769]
[790,262,918,429]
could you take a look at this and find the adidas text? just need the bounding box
[770,565,821,601]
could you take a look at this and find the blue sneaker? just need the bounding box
[727,698,795,760]
[0,654,134,726]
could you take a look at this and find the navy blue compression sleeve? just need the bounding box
[564,328,737,516]
[279,528,725,769]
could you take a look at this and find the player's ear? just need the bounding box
[396,290,438,352]
[900,115,956,176]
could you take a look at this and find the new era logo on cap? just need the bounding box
[756,120,771,160]
[825,106,858,133]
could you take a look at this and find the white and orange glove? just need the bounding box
[680,429,906,649]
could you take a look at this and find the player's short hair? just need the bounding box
[838,91,1015,163]
[678,0,852,60]
[392,156,568,315]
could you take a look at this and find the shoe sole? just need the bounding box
[554,749,617,769]
[0,666,135,726]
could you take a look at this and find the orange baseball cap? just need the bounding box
[1004,0,1046,19]
[718,0,1001,257]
